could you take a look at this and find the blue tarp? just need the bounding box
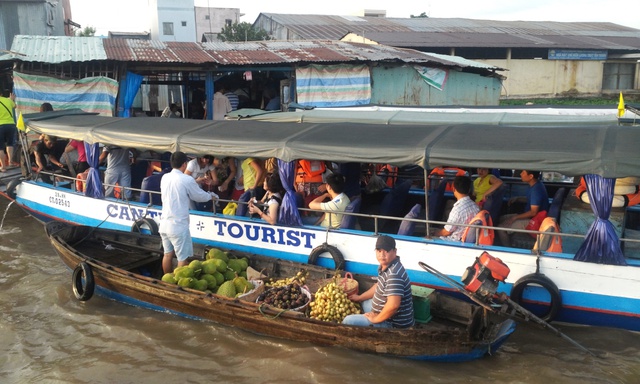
[277,159,303,226]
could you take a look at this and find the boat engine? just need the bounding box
[461,251,510,300]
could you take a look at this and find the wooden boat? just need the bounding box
[45,221,516,362]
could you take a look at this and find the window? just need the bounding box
[603,63,635,90]
[225,19,232,27]
[163,22,174,35]
[181,21,187,27]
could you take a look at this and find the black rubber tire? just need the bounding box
[72,262,95,301]
[308,243,345,271]
[131,218,159,236]
[510,273,562,322]
[5,178,21,200]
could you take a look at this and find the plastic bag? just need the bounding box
[223,202,238,215]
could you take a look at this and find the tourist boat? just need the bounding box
[3,109,640,331]
[45,221,516,362]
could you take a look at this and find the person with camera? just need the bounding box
[248,173,284,225]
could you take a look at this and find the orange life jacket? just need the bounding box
[75,170,89,192]
[461,210,494,245]
[429,167,467,192]
[376,164,398,188]
[533,217,563,253]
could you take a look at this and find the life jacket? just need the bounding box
[376,164,398,188]
[575,176,640,207]
[114,182,122,199]
[461,209,494,245]
[533,217,563,253]
[75,170,89,192]
[429,167,467,192]
[295,160,325,195]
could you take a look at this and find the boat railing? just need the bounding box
[36,171,640,259]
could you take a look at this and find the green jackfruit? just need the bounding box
[206,248,228,263]
[217,281,237,298]
[223,270,236,281]
[227,259,243,274]
[161,273,177,284]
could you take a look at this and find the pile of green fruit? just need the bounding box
[309,280,361,322]
[160,247,254,298]
[257,284,310,310]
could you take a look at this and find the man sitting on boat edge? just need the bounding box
[343,235,414,328]
[159,151,219,273]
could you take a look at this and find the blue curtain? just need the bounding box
[205,72,214,120]
[118,72,144,118]
[574,174,626,265]
[278,159,303,226]
[83,142,104,199]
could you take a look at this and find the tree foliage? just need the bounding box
[218,22,271,42]
[76,26,96,37]
[410,12,428,18]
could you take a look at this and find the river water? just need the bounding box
[0,198,638,384]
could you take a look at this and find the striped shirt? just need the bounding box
[443,196,480,241]
[371,257,415,328]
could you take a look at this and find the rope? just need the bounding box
[258,303,287,319]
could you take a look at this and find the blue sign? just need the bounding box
[548,49,608,60]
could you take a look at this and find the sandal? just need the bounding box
[0,168,5,173]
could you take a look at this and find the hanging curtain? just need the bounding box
[277,159,303,226]
[574,174,626,265]
[118,72,144,118]
[205,72,214,120]
[83,142,104,199]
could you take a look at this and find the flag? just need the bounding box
[16,112,26,131]
[618,92,625,118]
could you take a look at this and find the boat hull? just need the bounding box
[47,222,515,362]
[14,180,640,331]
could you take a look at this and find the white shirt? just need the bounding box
[186,158,214,180]
[159,169,214,235]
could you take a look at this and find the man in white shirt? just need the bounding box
[160,151,218,273]
[308,173,350,228]
[433,176,480,241]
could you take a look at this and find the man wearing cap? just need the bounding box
[342,235,414,328]
[160,151,219,273]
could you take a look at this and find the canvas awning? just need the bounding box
[24,110,640,178]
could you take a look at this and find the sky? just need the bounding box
[71,0,640,36]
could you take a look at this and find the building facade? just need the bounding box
[149,0,196,42]
[255,14,640,99]
[195,7,241,42]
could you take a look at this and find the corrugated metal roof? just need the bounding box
[10,35,106,63]
[256,14,640,50]
[7,36,501,72]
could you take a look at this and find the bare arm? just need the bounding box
[482,175,503,200]
[365,295,401,324]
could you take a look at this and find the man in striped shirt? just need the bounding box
[343,235,415,328]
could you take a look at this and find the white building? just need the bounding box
[149,0,196,42]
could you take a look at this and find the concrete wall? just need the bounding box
[482,59,606,98]
[370,65,502,106]
[195,7,240,42]
[149,0,196,42]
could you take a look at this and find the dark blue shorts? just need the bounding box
[0,123,16,150]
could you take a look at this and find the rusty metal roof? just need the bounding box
[6,35,502,71]
[256,14,640,50]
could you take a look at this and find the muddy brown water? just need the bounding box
[0,199,638,384]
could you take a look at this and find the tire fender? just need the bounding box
[131,218,159,235]
[72,262,95,301]
[308,243,345,271]
[6,178,21,200]
[510,273,562,322]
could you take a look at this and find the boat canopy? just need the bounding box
[226,108,622,126]
[24,110,640,178]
